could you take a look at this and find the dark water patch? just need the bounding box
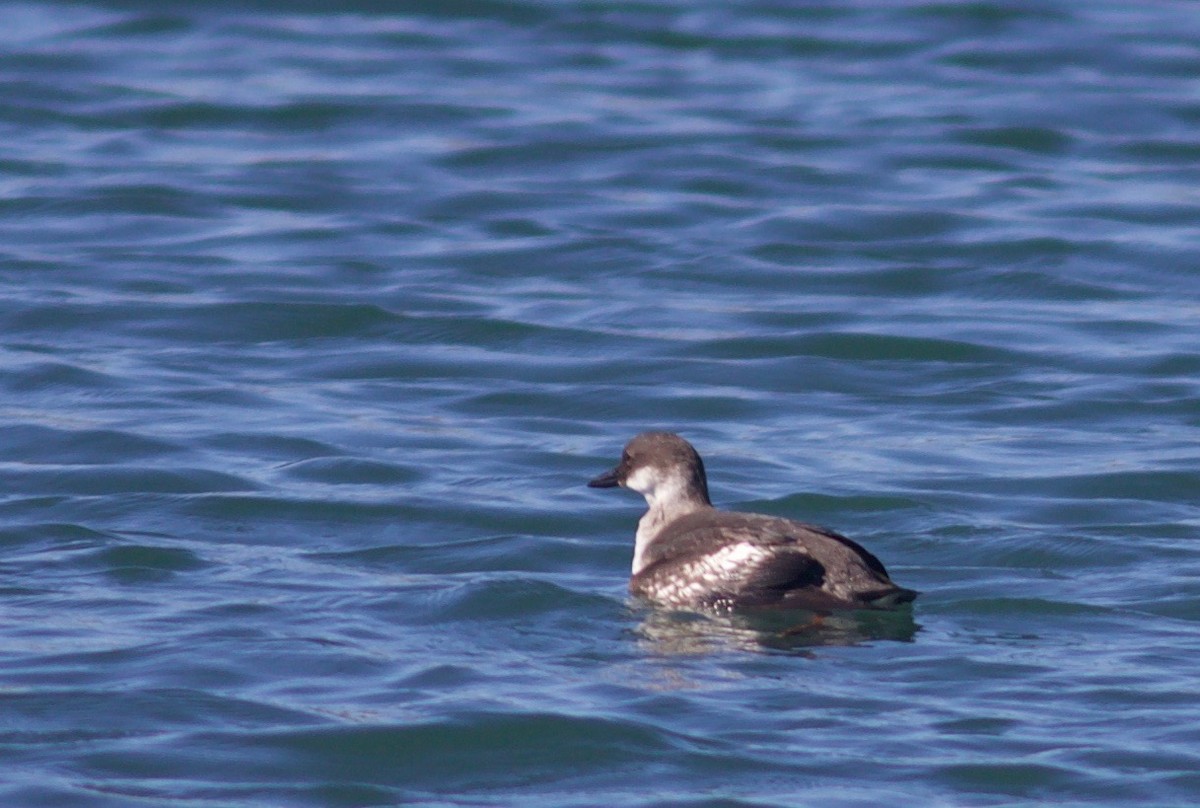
[0,496,79,524]
[201,433,345,463]
[1148,352,1200,378]
[933,714,1020,736]
[949,596,1118,619]
[932,760,1099,800]
[80,98,385,134]
[1117,137,1200,163]
[175,494,445,537]
[2,466,256,497]
[744,206,978,246]
[428,576,615,623]
[116,278,196,296]
[383,312,613,355]
[955,239,1109,274]
[373,0,549,24]
[732,308,850,331]
[1156,99,1200,126]
[558,13,916,61]
[1133,591,1200,623]
[1,361,125,394]
[0,687,313,741]
[461,384,768,425]
[1069,316,1178,342]
[179,600,292,625]
[957,469,1200,507]
[311,349,655,388]
[308,534,614,576]
[0,46,100,74]
[936,40,1100,75]
[2,306,155,340]
[420,187,589,222]
[953,125,1073,154]
[91,711,716,795]
[485,216,556,238]
[667,331,1021,366]
[739,492,930,524]
[837,264,974,297]
[88,544,210,584]
[912,2,1070,25]
[1056,200,1200,227]
[438,132,667,173]
[0,156,70,179]
[965,531,1143,571]
[0,425,184,465]
[158,301,402,344]
[279,457,419,486]
[964,390,1172,431]
[70,182,220,218]
[78,13,193,39]
[5,300,410,345]
[0,522,118,552]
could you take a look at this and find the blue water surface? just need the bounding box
[2,1,1199,805]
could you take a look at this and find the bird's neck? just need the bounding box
[632,490,709,575]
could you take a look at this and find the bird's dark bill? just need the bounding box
[587,467,621,488]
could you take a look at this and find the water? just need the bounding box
[2,1,1199,805]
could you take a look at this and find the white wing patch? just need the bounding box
[644,542,772,607]
[706,542,767,569]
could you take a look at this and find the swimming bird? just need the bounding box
[588,432,917,612]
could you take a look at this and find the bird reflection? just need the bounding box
[633,604,919,656]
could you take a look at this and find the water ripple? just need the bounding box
[1,1,1199,806]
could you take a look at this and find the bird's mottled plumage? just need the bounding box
[588,432,917,612]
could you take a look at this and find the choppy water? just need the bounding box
[3,1,1200,805]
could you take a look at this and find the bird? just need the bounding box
[588,431,917,613]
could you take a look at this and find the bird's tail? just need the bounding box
[865,585,918,609]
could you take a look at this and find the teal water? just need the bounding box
[3,1,1200,805]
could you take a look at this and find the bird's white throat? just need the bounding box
[626,465,706,575]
